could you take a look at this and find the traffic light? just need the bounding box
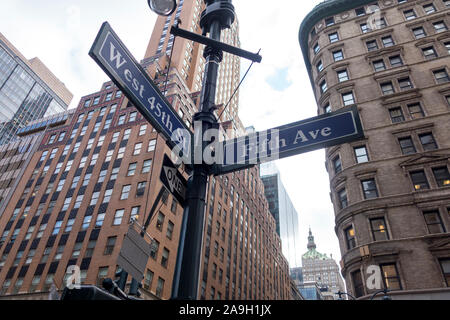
[60,285,121,300]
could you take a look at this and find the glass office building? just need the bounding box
[0,34,70,146]
[260,162,301,267]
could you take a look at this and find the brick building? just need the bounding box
[299,0,450,299]
[0,0,290,300]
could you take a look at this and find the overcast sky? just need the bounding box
[0,0,342,268]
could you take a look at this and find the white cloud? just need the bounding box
[0,0,342,266]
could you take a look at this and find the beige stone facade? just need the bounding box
[300,0,450,299]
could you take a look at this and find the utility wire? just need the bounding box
[217,49,261,120]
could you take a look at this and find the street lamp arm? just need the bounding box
[336,290,356,300]
[370,288,391,300]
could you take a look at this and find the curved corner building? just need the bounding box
[299,0,450,299]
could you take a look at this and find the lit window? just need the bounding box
[410,170,430,190]
[345,226,356,249]
[432,167,450,187]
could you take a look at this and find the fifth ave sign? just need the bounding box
[214,106,364,174]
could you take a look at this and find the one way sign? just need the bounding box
[160,155,187,206]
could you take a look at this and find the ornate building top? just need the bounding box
[302,228,329,260]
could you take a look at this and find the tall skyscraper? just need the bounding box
[0,33,72,146]
[0,1,290,300]
[260,162,301,268]
[300,0,450,299]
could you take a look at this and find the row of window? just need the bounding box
[336,164,449,210]
[83,89,121,108]
[343,208,449,253]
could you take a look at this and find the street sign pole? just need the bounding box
[170,0,235,300]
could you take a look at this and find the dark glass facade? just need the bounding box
[0,40,67,146]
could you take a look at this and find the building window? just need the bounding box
[432,167,450,187]
[338,189,348,209]
[133,143,142,155]
[370,218,389,241]
[439,259,450,286]
[161,248,169,268]
[366,40,378,51]
[412,27,427,39]
[407,103,424,119]
[156,212,165,231]
[320,80,328,93]
[333,50,344,62]
[381,36,395,47]
[323,103,332,114]
[313,43,320,54]
[171,198,178,213]
[104,236,116,255]
[404,9,417,20]
[433,69,450,83]
[136,181,147,196]
[316,61,323,73]
[85,240,96,258]
[325,17,335,27]
[127,163,137,176]
[129,112,137,122]
[167,221,174,239]
[410,170,430,190]
[144,269,154,290]
[360,23,371,33]
[389,107,405,123]
[354,146,369,163]
[422,46,437,59]
[381,82,395,95]
[120,185,131,200]
[433,21,448,33]
[389,55,403,67]
[139,124,147,136]
[118,114,126,125]
[148,139,156,152]
[333,156,342,174]
[150,239,160,259]
[399,137,416,155]
[155,277,165,298]
[423,3,436,14]
[345,226,356,250]
[96,213,105,227]
[373,59,386,72]
[444,42,450,54]
[361,178,379,199]
[419,133,438,150]
[113,209,124,225]
[380,264,402,290]
[328,32,339,43]
[423,210,446,233]
[355,7,366,16]
[398,77,413,90]
[337,69,349,82]
[342,92,355,106]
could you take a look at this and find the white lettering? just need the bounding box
[109,43,127,69]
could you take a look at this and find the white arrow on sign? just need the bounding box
[163,165,187,200]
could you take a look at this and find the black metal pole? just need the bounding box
[171,0,234,300]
